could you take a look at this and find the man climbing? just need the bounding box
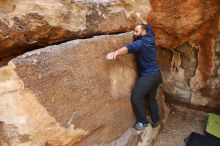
[106,13,163,130]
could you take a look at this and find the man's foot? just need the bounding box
[134,122,148,130]
[152,121,160,128]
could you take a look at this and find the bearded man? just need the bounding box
[106,14,163,130]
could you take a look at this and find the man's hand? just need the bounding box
[106,47,128,60]
[136,12,147,25]
[106,52,117,60]
[136,13,141,19]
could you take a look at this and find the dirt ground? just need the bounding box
[152,105,208,146]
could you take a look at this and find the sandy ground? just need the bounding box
[152,105,208,146]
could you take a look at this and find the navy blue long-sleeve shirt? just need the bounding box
[126,24,160,77]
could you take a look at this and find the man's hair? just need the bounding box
[139,24,148,33]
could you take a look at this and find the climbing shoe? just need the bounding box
[134,122,148,130]
[152,121,160,128]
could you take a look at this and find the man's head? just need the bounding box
[133,24,147,40]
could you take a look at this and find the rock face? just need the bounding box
[1,0,219,112]
[0,0,151,62]
[0,33,169,145]
[0,64,87,146]
[148,0,220,112]
[0,0,220,145]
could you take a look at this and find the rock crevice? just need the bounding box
[0,0,151,64]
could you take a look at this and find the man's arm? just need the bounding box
[136,13,154,36]
[106,47,128,60]
[136,13,148,25]
[106,39,142,60]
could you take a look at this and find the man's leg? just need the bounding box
[147,84,160,124]
[146,71,163,128]
[131,77,154,125]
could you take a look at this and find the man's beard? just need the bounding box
[133,34,142,40]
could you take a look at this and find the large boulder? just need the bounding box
[0,0,151,61]
[0,33,169,145]
[148,0,220,112]
[0,0,219,144]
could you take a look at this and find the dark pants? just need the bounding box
[131,70,163,124]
